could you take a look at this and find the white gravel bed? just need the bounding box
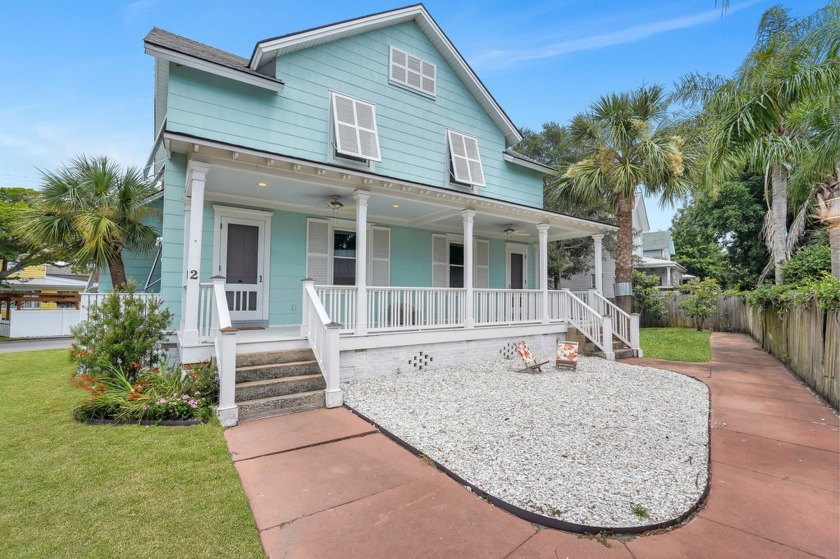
[342,356,709,528]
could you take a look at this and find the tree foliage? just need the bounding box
[780,238,831,285]
[671,174,769,289]
[0,187,67,282]
[21,156,160,289]
[632,269,666,319]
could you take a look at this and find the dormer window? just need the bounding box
[330,92,381,162]
[390,47,436,97]
[447,130,485,187]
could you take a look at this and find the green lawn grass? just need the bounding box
[0,349,264,558]
[640,327,712,362]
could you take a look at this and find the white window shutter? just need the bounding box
[432,234,448,287]
[390,46,436,97]
[474,239,489,288]
[306,218,330,285]
[331,92,381,161]
[447,130,485,187]
[370,226,390,286]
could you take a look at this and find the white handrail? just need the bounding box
[561,289,614,359]
[302,280,342,408]
[210,276,238,427]
[588,290,634,348]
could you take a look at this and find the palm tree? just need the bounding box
[675,5,839,283]
[554,85,692,312]
[22,155,160,289]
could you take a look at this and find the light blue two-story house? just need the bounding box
[132,5,636,425]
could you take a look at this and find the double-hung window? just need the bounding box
[432,235,490,288]
[332,230,356,286]
[330,92,381,163]
[447,130,485,187]
[307,218,390,286]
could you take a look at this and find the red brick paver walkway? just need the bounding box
[225,333,840,558]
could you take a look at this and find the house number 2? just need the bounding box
[189,270,198,280]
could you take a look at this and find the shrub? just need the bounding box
[781,242,831,285]
[747,272,840,313]
[632,269,666,319]
[678,278,722,330]
[72,360,218,422]
[70,282,172,382]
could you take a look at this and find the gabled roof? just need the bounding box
[249,4,523,147]
[642,230,674,253]
[144,28,285,92]
[503,150,557,174]
[638,256,686,272]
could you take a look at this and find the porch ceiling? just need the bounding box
[168,132,615,242]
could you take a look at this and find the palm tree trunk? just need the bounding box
[614,194,634,313]
[108,254,128,291]
[771,165,789,284]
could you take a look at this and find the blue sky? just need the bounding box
[0,0,825,230]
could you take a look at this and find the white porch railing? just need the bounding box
[367,287,465,331]
[548,290,614,359]
[301,280,342,408]
[315,286,356,333]
[209,277,238,427]
[586,290,637,349]
[474,289,542,325]
[197,283,214,343]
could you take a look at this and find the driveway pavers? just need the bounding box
[226,333,840,558]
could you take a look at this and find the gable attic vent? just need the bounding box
[390,46,436,97]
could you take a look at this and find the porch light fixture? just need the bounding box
[391,204,400,208]
[327,195,344,210]
[257,182,268,188]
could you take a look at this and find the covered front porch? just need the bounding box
[164,139,636,425]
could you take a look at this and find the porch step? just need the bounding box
[236,374,326,401]
[236,349,315,368]
[591,348,636,360]
[236,360,320,383]
[234,348,326,422]
[237,390,326,422]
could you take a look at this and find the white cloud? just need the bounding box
[472,0,765,69]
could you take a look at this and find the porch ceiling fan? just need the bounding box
[324,195,354,217]
[503,224,530,238]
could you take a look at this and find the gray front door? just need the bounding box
[220,217,264,322]
[509,252,525,289]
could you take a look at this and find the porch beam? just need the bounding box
[354,191,369,336]
[537,223,550,324]
[462,210,475,328]
[407,207,463,227]
[593,234,604,294]
[182,161,210,345]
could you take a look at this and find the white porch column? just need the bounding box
[537,223,550,324]
[592,234,604,295]
[182,161,210,346]
[354,191,369,336]
[666,266,672,287]
[462,210,475,328]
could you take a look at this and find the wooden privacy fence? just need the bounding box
[642,294,839,410]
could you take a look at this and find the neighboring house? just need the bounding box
[563,195,686,295]
[1,264,88,338]
[637,230,686,288]
[124,5,637,425]
[1,265,87,311]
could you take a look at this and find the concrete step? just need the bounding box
[238,390,326,422]
[236,349,315,368]
[236,374,326,401]
[235,360,320,383]
[591,348,636,360]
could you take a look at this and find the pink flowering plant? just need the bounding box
[72,360,218,423]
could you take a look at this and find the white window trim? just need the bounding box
[505,243,528,289]
[446,129,485,187]
[389,46,437,98]
[328,91,381,169]
[432,234,490,288]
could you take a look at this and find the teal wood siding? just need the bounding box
[159,154,188,326]
[164,22,543,208]
[389,225,432,286]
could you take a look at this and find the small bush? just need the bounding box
[747,272,840,313]
[678,278,722,330]
[70,282,173,382]
[632,269,666,318]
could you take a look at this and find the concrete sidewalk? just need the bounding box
[225,333,839,558]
